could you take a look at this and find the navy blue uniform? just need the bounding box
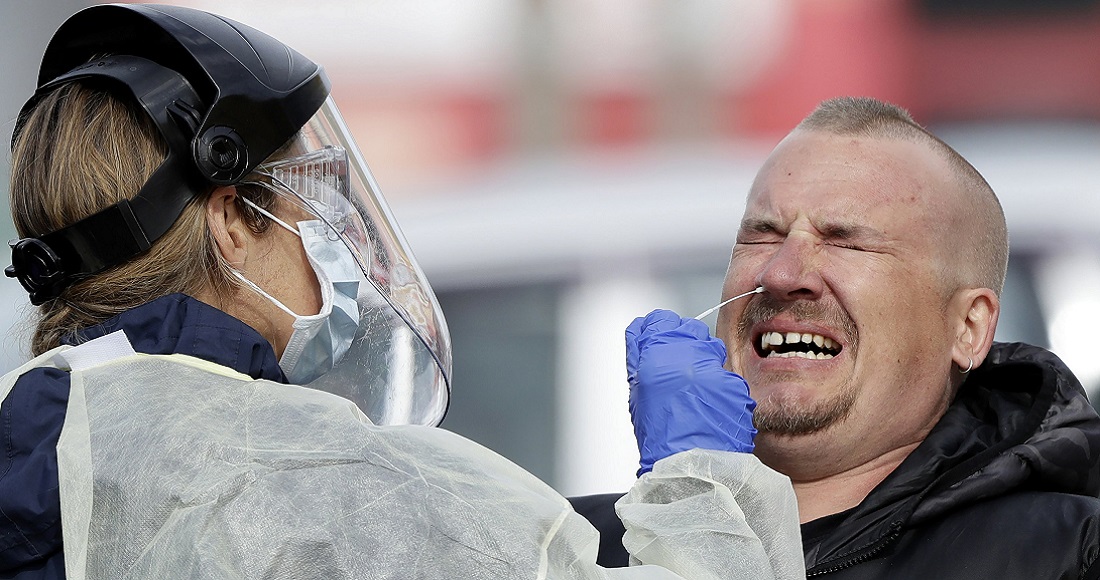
[0,294,285,579]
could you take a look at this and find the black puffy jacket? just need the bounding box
[571,342,1100,579]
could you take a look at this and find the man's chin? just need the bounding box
[753,392,856,437]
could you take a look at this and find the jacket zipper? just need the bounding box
[806,521,904,577]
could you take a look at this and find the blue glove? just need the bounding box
[627,309,756,476]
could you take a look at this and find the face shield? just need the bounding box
[9,5,448,423]
[246,97,451,427]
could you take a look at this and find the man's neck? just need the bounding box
[759,439,921,524]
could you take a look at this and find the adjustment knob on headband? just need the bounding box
[196,126,248,183]
[6,238,69,306]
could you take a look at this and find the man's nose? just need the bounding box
[755,234,824,301]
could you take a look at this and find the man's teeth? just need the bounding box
[760,331,839,359]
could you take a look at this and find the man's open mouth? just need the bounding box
[755,331,842,359]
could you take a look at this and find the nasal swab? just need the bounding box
[694,286,764,320]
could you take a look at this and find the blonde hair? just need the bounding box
[798,96,1009,295]
[10,82,273,355]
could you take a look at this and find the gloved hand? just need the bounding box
[627,309,756,476]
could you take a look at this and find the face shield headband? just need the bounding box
[242,98,451,427]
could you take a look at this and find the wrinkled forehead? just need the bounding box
[744,130,957,233]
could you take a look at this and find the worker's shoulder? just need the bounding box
[0,365,69,576]
[3,364,71,429]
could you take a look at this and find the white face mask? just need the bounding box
[233,199,362,384]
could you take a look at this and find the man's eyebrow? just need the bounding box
[738,217,781,233]
[818,222,885,242]
[737,217,886,242]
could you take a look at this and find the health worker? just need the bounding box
[0,4,803,579]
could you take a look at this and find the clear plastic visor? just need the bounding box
[246,97,451,426]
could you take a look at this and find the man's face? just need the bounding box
[715,129,960,472]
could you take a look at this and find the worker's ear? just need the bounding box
[951,287,1000,374]
[206,186,252,267]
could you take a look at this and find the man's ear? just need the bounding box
[951,287,1000,372]
[206,186,251,267]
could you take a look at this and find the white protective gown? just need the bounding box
[0,330,804,580]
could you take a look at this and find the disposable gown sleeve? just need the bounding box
[543,448,803,580]
[614,449,805,580]
[49,353,802,580]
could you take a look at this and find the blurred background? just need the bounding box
[2,0,1100,496]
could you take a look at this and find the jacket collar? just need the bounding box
[67,293,286,383]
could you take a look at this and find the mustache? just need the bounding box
[735,295,858,348]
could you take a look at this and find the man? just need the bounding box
[572,96,1100,578]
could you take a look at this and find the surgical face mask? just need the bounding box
[234,198,362,384]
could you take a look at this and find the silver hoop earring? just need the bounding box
[961,356,973,374]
